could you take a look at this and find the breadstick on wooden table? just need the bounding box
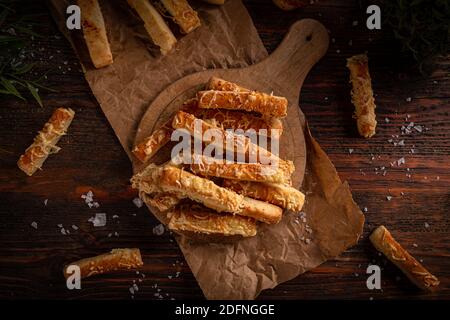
[190,155,294,185]
[223,179,305,211]
[370,226,440,291]
[159,166,282,223]
[127,0,177,55]
[167,204,257,237]
[63,248,143,279]
[160,0,201,34]
[172,111,285,165]
[77,0,113,68]
[17,107,75,176]
[197,90,288,118]
[347,54,377,138]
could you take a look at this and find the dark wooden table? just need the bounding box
[0,0,448,300]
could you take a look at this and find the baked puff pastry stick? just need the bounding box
[159,166,282,224]
[197,90,288,118]
[130,163,183,211]
[172,111,285,166]
[168,204,257,237]
[223,179,305,212]
[201,109,283,138]
[132,99,200,163]
[77,0,113,68]
[347,54,377,138]
[127,0,177,55]
[370,226,440,291]
[63,248,143,279]
[190,155,294,185]
[17,108,75,176]
[160,0,201,34]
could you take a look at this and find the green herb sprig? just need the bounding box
[384,0,450,74]
[0,0,54,107]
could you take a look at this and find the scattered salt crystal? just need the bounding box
[44,199,48,206]
[153,224,165,236]
[363,207,368,213]
[348,148,354,154]
[397,157,405,166]
[108,233,113,238]
[133,283,139,292]
[72,225,78,230]
[386,196,392,201]
[168,275,172,279]
[114,232,119,237]
[31,222,38,229]
[133,197,143,208]
[112,215,119,219]
[61,228,67,235]
[385,118,390,123]
[424,222,430,229]
[412,243,418,248]
[129,287,135,295]
[406,97,412,102]
[413,125,422,133]
[57,224,63,228]
[398,140,405,146]
[88,213,107,227]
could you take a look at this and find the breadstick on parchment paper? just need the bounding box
[133,120,173,163]
[223,179,304,212]
[347,54,377,138]
[160,0,201,34]
[197,90,288,118]
[77,0,113,68]
[172,111,285,166]
[127,0,177,55]
[370,226,440,291]
[190,155,294,185]
[168,204,257,237]
[63,248,143,279]
[159,166,282,223]
[201,109,283,137]
[17,107,75,176]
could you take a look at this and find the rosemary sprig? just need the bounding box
[0,0,53,107]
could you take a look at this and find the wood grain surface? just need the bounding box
[0,0,448,300]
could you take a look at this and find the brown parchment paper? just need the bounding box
[48,0,365,299]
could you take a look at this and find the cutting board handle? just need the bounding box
[251,19,329,94]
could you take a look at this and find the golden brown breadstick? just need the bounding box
[241,197,282,224]
[197,90,288,118]
[159,166,244,213]
[159,166,281,223]
[223,180,304,211]
[172,111,284,165]
[17,108,75,176]
[127,0,177,55]
[63,248,143,279]
[141,192,182,212]
[77,0,113,68]
[168,204,257,237]
[160,0,201,34]
[370,226,440,291]
[133,120,173,163]
[190,155,294,184]
[201,109,283,137]
[207,76,250,92]
[347,54,377,138]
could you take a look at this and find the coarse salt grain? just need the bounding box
[88,213,107,227]
[31,221,38,229]
[153,224,165,236]
[386,196,392,201]
[133,197,143,208]
[348,148,354,154]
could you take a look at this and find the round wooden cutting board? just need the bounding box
[133,19,329,226]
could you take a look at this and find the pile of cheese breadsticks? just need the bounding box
[77,0,224,68]
[131,77,305,238]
